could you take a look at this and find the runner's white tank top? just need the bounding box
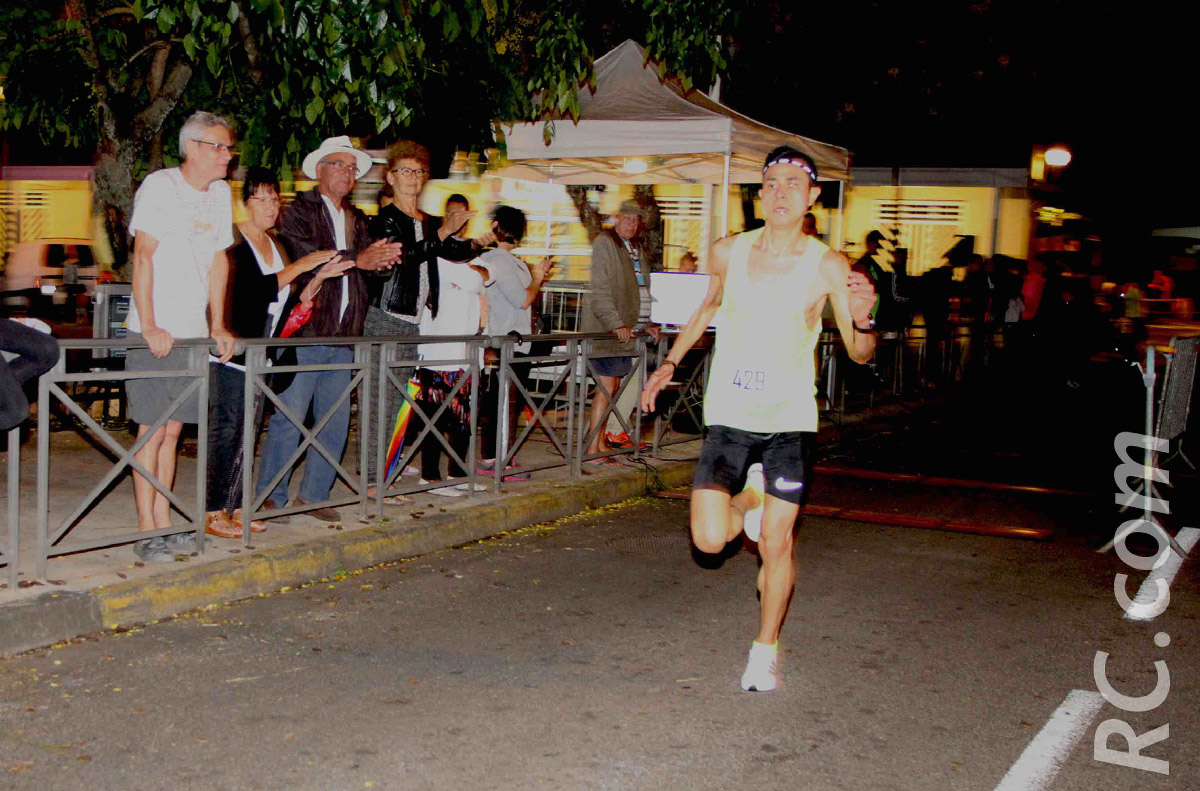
[704,228,826,433]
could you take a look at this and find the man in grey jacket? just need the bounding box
[581,199,659,461]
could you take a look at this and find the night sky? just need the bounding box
[718,1,1194,240]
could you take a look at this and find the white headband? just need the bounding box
[764,156,817,182]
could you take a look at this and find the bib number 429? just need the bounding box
[732,369,765,391]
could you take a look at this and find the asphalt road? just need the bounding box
[0,497,1195,791]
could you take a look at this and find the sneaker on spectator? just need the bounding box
[133,536,175,563]
[476,459,531,481]
[454,482,489,492]
[165,530,201,552]
[420,479,463,497]
[605,431,644,449]
[740,641,778,692]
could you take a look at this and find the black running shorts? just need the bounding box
[693,424,814,505]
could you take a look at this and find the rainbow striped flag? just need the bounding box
[384,380,422,482]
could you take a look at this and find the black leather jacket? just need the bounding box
[368,204,480,320]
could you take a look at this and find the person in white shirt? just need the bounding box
[477,205,551,477]
[412,257,489,496]
[124,110,237,563]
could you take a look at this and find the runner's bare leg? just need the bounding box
[690,487,760,553]
[755,496,799,644]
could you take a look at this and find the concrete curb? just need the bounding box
[0,459,696,657]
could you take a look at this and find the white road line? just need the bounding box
[1124,526,1200,622]
[992,690,1106,791]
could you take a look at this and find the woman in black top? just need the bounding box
[361,140,486,496]
[205,167,345,538]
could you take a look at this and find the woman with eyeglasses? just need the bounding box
[204,166,347,538]
[362,141,490,497]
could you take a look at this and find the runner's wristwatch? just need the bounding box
[852,316,876,334]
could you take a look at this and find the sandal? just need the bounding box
[584,457,624,468]
[383,493,415,506]
[205,510,241,539]
[230,508,267,533]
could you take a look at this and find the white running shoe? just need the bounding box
[455,482,489,492]
[742,463,765,542]
[420,479,464,497]
[740,641,778,692]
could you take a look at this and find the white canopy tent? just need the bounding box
[495,40,850,248]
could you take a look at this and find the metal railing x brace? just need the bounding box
[491,337,580,491]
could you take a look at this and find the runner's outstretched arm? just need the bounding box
[641,237,734,413]
[823,250,877,363]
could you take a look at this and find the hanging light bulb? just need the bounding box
[622,158,649,175]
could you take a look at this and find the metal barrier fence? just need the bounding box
[4,331,704,582]
[6,324,945,583]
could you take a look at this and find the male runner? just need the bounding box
[642,146,877,691]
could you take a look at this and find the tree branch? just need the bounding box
[130,58,194,147]
[66,0,120,143]
[123,40,175,72]
[234,0,264,85]
[146,43,170,170]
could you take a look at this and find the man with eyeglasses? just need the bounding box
[256,136,403,523]
[124,110,239,562]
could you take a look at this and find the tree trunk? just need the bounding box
[566,185,603,241]
[92,137,136,279]
[740,184,763,232]
[146,44,170,172]
[632,185,662,269]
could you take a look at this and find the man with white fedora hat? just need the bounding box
[257,136,402,523]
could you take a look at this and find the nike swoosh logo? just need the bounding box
[774,477,804,492]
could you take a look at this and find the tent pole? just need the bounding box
[720,154,731,237]
[699,183,713,272]
[546,168,555,253]
[834,180,845,251]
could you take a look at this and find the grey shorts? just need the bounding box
[590,354,633,378]
[125,331,205,425]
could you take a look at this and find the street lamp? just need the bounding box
[1045,145,1072,168]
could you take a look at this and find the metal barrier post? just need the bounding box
[240,345,262,543]
[565,338,578,476]
[356,341,371,520]
[633,338,647,461]
[6,426,19,588]
[466,339,481,498]
[373,342,391,516]
[35,353,61,580]
[573,339,591,477]
[494,340,511,494]
[192,346,210,553]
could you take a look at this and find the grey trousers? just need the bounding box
[364,306,419,484]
